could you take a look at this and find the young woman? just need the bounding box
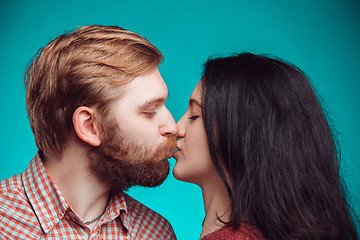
[172,53,359,240]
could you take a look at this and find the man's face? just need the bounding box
[109,68,177,148]
[89,68,177,191]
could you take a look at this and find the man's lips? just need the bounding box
[164,147,177,159]
[175,142,181,151]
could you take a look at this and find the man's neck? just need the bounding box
[42,139,110,228]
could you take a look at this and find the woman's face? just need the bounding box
[172,81,218,185]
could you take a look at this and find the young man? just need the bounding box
[0,25,177,239]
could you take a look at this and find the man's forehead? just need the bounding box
[119,69,169,105]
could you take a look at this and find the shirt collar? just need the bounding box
[22,154,70,233]
[22,154,130,233]
[101,191,130,231]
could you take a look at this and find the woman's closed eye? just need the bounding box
[188,116,199,120]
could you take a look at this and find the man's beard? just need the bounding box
[88,119,176,192]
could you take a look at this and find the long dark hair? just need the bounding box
[201,52,358,239]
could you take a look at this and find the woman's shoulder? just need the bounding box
[201,224,263,240]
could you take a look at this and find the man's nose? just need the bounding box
[159,108,177,136]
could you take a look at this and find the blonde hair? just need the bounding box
[24,25,163,155]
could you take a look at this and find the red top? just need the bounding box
[0,154,176,239]
[202,224,263,240]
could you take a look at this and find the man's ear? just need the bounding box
[73,106,101,146]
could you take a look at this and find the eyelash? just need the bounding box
[188,116,199,120]
[144,112,156,118]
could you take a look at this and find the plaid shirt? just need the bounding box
[0,154,177,239]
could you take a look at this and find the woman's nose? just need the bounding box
[176,114,186,138]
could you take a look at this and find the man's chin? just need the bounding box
[109,159,170,192]
[136,159,170,187]
[110,173,169,193]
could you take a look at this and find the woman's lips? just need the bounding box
[172,147,180,159]
[172,142,181,158]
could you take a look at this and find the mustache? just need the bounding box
[154,135,177,159]
[165,135,177,150]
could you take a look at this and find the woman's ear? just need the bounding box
[72,106,101,146]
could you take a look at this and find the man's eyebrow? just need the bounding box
[189,98,201,107]
[139,97,166,108]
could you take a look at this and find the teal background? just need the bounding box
[1,0,359,239]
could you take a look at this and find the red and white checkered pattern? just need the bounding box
[0,154,176,239]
